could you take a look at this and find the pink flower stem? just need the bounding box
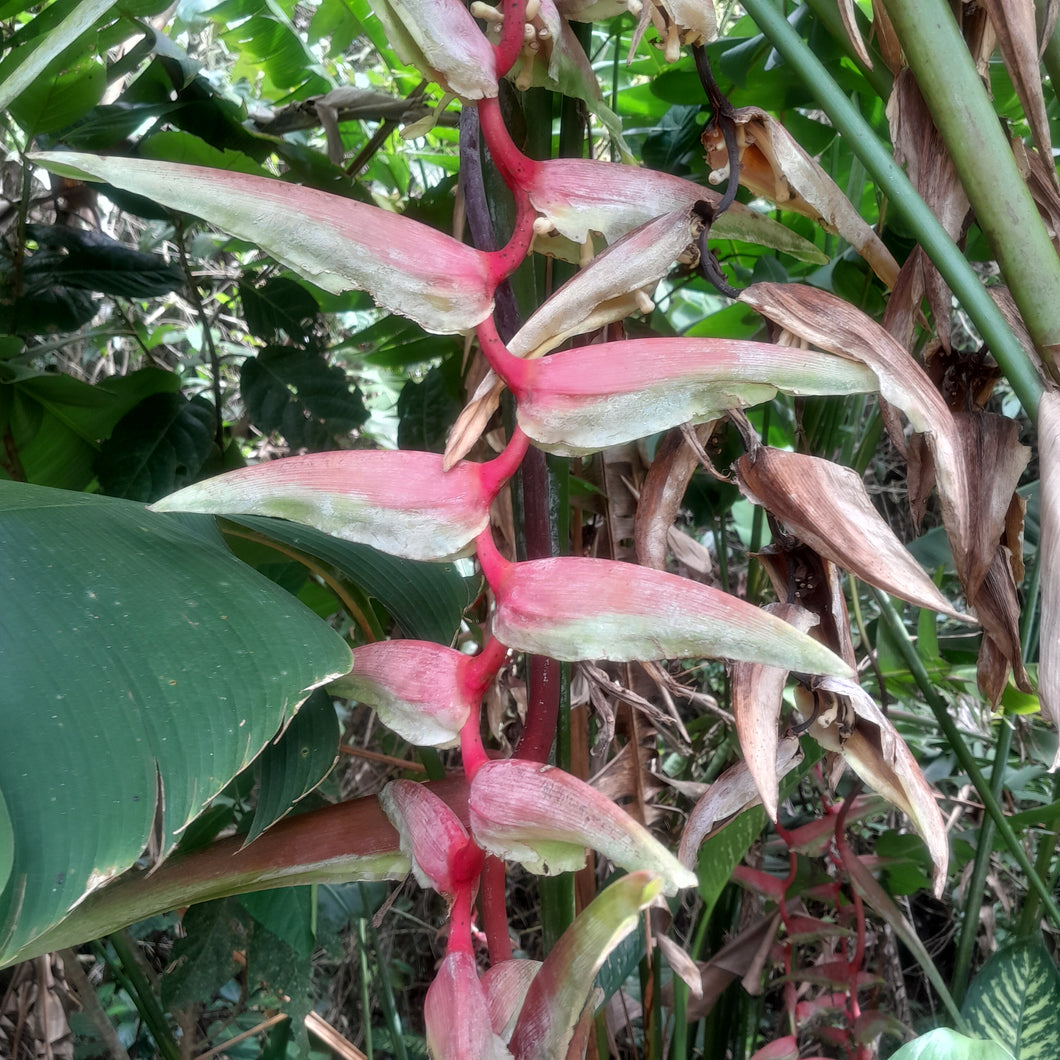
[492,0,529,79]
[477,95,537,191]
[447,883,476,957]
[459,702,490,780]
[486,182,537,285]
[480,424,531,495]
[464,635,511,695]
[476,315,531,389]
[480,855,514,964]
[474,526,511,592]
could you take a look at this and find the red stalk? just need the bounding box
[463,634,511,695]
[460,706,490,779]
[492,0,529,79]
[479,424,530,495]
[474,525,512,591]
[448,884,476,956]
[475,315,532,388]
[480,855,514,963]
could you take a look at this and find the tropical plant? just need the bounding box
[4,0,1060,1058]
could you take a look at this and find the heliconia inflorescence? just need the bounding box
[75,0,983,1050]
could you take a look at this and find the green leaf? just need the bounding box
[0,0,114,116]
[95,392,216,501]
[24,225,185,298]
[8,52,107,136]
[223,514,476,644]
[888,1029,1015,1060]
[397,357,464,454]
[239,886,314,957]
[240,277,321,347]
[697,807,765,918]
[244,687,339,845]
[240,345,368,450]
[962,939,1060,1059]
[161,898,244,1010]
[0,483,351,965]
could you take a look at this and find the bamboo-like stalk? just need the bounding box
[740,0,1046,420]
[950,716,1014,1004]
[873,591,1060,930]
[882,0,1060,381]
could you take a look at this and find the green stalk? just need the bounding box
[873,591,1060,930]
[882,0,1060,374]
[357,920,374,1060]
[950,715,1013,1004]
[739,0,1046,420]
[367,920,408,1060]
[1016,771,1060,938]
[100,933,180,1060]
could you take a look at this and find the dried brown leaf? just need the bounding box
[735,447,972,622]
[702,109,898,288]
[732,604,817,821]
[635,423,717,571]
[1040,396,1060,767]
[679,734,803,866]
[870,0,903,73]
[740,282,971,577]
[886,72,972,353]
[838,0,873,67]
[985,0,1060,193]
[811,677,948,896]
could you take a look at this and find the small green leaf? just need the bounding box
[8,52,107,135]
[962,939,1060,1059]
[697,808,765,918]
[240,345,368,451]
[95,391,216,501]
[244,687,339,845]
[240,886,314,958]
[240,277,321,347]
[161,899,244,1010]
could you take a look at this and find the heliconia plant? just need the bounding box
[19,0,1060,1054]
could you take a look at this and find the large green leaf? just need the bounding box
[0,482,352,965]
[224,514,477,644]
[244,686,339,845]
[889,1029,1015,1060]
[962,939,1060,1060]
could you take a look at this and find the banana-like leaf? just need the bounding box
[0,482,352,965]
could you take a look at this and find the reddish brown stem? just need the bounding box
[480,855,514,964]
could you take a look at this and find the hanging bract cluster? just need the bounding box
[30,0,1004,1053]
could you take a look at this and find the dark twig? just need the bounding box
[693,44,740,216]
[346,80,429,178]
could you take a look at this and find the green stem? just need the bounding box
[881,0,1060,380]
[951,715,1014,1004]
[1016,770,1060,938]
[740,0,1046,421]
[368,920,407,1060]
[800,0,893,98]
[102,932,180,1060]
[873,591,1060,930]
[357,920,374,1060]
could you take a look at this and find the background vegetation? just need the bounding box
[2,0,1060,1057]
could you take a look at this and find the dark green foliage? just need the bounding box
[240,344,368,451]
[95,391,216,501]
[397,355,464,453]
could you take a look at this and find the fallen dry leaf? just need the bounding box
[808,676,948,896]
[679,734,803,866]
[740,282,971,585]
